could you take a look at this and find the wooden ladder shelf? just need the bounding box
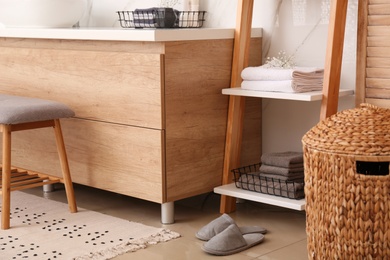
[220,0,349,213]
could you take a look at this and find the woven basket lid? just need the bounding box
[302,103,390,156]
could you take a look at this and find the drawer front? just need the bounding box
[8,118,164,203]
[0,45,163,129]
[163,39,262,202]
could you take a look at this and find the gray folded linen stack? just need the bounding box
[236,151,305,199]
[260,151,304,182]
[235,151,305,199]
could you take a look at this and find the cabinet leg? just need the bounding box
[161,202,174,224]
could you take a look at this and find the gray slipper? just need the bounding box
[196,213,267,241]
[201,223,265,256]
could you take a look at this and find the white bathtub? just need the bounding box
[0,0,87,28]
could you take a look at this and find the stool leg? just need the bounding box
[1,125,11,230]
[53,119,77,213]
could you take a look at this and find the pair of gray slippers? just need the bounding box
[196,214,267,256]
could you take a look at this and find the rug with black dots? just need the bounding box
[0,191,180,259]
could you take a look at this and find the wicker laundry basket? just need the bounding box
[302,103,390,259]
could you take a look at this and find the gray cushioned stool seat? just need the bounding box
[0,93,77,230]
[0,94,75,124]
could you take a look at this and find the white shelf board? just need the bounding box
[222,88,354,101]
[214,183,306,211]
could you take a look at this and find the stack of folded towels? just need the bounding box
[240,65,324,93]
[259,151,304,182]
[237,151,305,199]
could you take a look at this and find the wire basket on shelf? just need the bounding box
[232,163,305,200]
[117,9,206,29]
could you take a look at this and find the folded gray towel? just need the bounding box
[261,151,303,168]
[260,164,304,176]
[260,172,304,182]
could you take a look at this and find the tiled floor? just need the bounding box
[25,184,308,260]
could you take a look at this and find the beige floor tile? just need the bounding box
[23,184,308,259]
[256,240,308,260]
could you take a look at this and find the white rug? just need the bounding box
[0,191,180,259]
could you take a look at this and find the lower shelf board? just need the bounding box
[214,183,306,211]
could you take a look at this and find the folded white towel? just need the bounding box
[241,66,323,81]
[241,80,323,93]
[241,80,295,92]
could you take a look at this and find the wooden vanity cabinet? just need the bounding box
[0,36,262,205]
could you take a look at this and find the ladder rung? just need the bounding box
[10,174,39,182]
[10,179,60,192]
[9,177,50,188]
[0,167,63,192]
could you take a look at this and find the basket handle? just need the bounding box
[355,155,390,176]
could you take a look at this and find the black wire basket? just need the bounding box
[117,9,206,29]
[232,163,305,200]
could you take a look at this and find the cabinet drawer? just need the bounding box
[9,118,165,203]
[0,45,163,129]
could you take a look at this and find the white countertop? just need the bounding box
[0,27,262,42]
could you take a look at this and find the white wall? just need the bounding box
[81,0,358,154]
[255,0,358,153]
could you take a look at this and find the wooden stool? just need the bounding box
[0,94,77,229]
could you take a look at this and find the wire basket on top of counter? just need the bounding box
[117,8,206,29]
[232,163,305,200]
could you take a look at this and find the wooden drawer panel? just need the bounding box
[6,118,164,203]
[163,39,262,201]
[0,46,163,129]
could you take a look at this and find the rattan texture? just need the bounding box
[302,103,390,259]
